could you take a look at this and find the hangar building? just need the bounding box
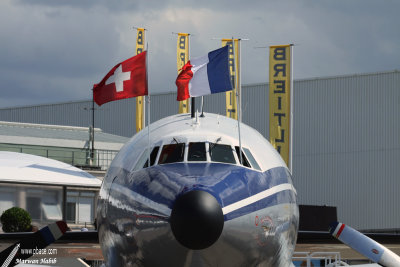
[0,152,101,230]
[0,121,128,171]
[0,70,399,231]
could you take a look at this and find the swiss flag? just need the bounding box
[93,51,148,106]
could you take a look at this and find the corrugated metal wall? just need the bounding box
[292,71,400,230]
[1,70,399,230]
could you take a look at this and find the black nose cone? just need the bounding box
[170,190,224,250]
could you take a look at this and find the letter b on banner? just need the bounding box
[273,47,286,60]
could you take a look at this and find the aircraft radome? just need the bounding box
[97,112,299,266]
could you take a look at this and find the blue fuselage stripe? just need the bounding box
[224,189,296,221]
[119,163,295,221]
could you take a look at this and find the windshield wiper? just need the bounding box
[209,137,222,155]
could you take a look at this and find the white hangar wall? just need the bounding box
[293,71,400,230]
[0,70,399,230]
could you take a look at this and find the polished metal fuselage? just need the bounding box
[97,113,299,266]
[97,163,298,266]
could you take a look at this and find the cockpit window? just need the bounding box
[243,147,261,171]
[132,141,261,170]
[158,143,185,165]
[144,146,160,168]
[235,146,251,168]
[209,143,236,164]
[133,146,160,171]
[188,142,207,161]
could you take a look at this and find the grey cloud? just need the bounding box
[16,0,168,14]
[1,0,399,108]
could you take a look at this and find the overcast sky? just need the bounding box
[0,0,399,108]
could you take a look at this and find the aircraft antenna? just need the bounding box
[200,96,205,117]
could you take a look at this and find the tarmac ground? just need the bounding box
[1,231,400,266]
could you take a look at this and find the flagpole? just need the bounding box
[189,34,192,115]
[188,34,195,118]
[91,95,95,166]
[289,44,294,173]
[239,39,242,123]
[142,29,147,130]
[146,43,151,167]
[147,94,151,166]
[233,37,243,165]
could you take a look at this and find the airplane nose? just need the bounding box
[170,190,224,250]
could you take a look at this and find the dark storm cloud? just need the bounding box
[17,0,151,13]
[0,0,399,108]
[0,1,122,107]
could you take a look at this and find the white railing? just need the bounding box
[293,251,349,266]
[96,149,118,170]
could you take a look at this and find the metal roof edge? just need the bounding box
[0,99,90,110]
[0,121,102,132]
[1,70,398,109]
[0,135,125,150]
[243,69,400,87]
[0,180,101,188]
[294,69,400,83]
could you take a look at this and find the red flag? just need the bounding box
[93,51,148,106]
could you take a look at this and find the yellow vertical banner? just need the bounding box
[177,33,189,113]
[269,45,291,166]
[136,28,145,132]
[222,39,239,120]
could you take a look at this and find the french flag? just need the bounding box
[176,46,233,101]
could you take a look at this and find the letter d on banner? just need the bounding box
[136,28,145,132]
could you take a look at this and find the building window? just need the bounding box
[42,203,62,221]
[78,197,93,224]
[66,191,95,224]
[26,196,41,220]
[66,201,76,222]
[0,187,16,215]
[26,189,62,222]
